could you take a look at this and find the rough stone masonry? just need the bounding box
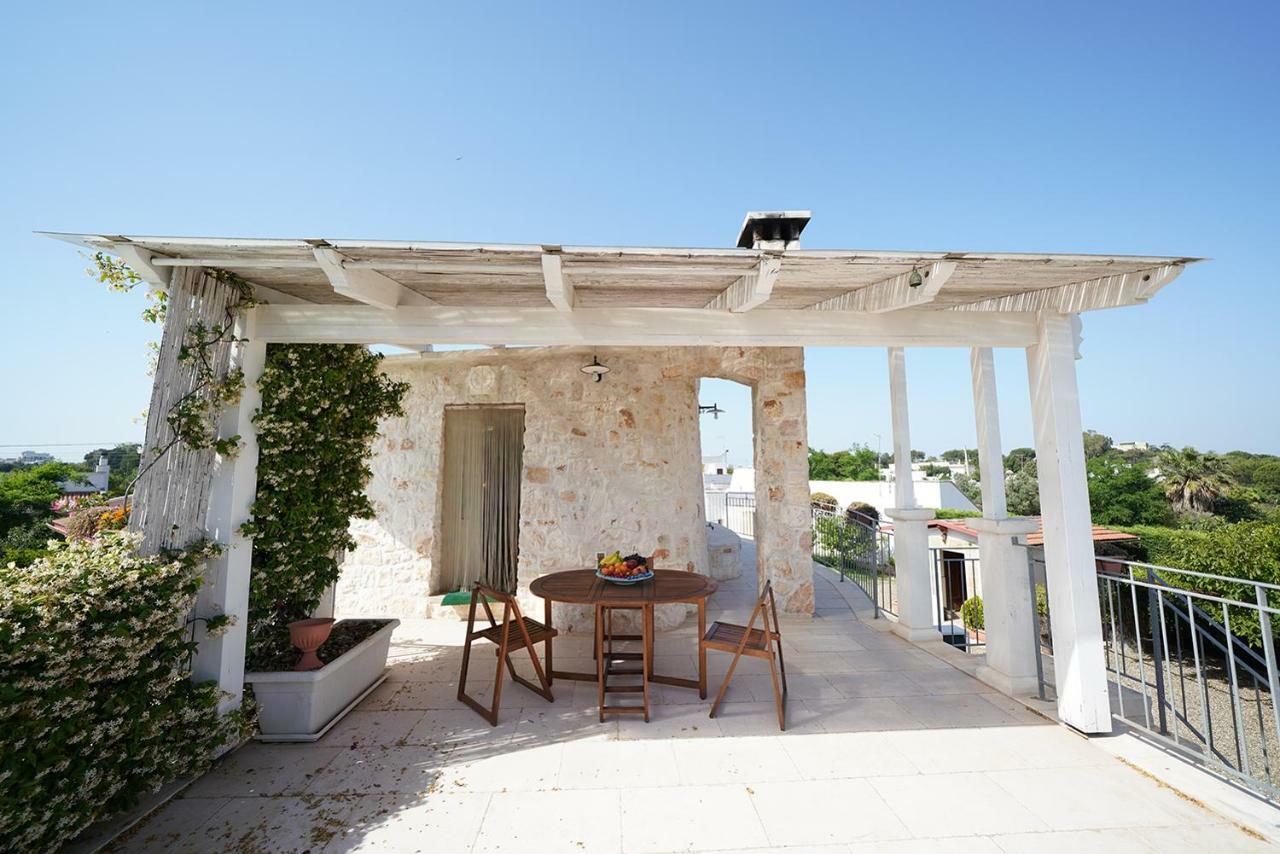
[336,345,813,630]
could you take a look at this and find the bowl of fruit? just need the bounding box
[595,551,654,584]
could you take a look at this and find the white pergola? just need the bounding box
[45,214,1199,735]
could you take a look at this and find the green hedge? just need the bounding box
[1118,522,1280,648]
[0,533,249,851]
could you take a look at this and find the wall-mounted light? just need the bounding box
[699,403,724,420]
[581,354,610,382]
[908,266,924,288]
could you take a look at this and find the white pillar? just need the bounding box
[883,347,936,641]
[1027,313,1112,733]
[970,347,1039,695]
[194,310,265,713]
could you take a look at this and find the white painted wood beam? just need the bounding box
[312,246,435,310]
[705,257,782,312]
[970,347,1008,519]
[253,304,1041,348]
[541,253,573,311]
[808,261,958,313]
[884,346,937,641]
[949,264,1184,313]
[112,244,172,290]
[1027,312,1112,733]
[888,347,917,510]
[197,310,265,713]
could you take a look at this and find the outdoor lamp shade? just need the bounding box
[908,267,924,288]
[581,355,610,382]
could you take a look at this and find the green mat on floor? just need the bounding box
[440,590,498,606]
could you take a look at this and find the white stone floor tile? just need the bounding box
[192,795,360,853]
[1123,823,1278,853]
[779,731,920,780]
[870,772,1049,837]
[403,707,519,753]
[304,746,446,796]
[672,736,802,785]
[619,784,768,853]
[472,789,622,854]
[878,725,1108,775]
[807,697,925,733]
[321,709,426,748]
[322,792,491,853]
[711,699,825,737]
[987,764,1212,831]
[433,741,563,792]
[111,796,231,853]
[748,779,912,845]
[850,838,1004,854]
[618,702,723,739]
[184,743,344,798]
[558,739,679,789]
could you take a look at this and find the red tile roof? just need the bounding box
[928,517,1138,546]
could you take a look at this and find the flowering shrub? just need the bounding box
[0,533,250,851]
[243,345,408,653]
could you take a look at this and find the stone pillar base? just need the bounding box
[975,663,1040,698]
[883,506,936,637]
[892,622,941,643]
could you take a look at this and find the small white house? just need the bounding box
[58,455,110,496]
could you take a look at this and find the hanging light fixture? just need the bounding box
[580,354,610,382]
[908,266,924,288]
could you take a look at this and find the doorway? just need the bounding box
[439,405,525,595]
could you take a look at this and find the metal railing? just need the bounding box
[704,491,756,538]
[1034,554,1280,800]
[811,507,896,617]
[931,546,984,653]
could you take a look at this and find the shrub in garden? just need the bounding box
[960,595,985,631]
[242,344,408,666]
[1118,521,1280,648]
[0,533,248,851]
[810,491,838,511]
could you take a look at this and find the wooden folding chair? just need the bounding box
[702,580,788,730]
[457,583,557,726]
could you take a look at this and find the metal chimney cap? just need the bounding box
[736,210,812,249]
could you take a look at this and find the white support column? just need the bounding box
[883,347,936,641]
[194,309,265,713]
[969,347,1039,696]
[1027,313,1112,733]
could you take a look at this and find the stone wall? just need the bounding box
[335,345,813,628]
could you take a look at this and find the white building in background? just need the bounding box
[59,455,110,496]
[1114,440,1149,452]
[701,452,733,491]
[877,459,971,481]
[726,467,978,516]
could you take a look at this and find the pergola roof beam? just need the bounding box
[312,246,434,310]
[110,243,171,290]
[947,264,1185,313]
[808,260,958,313]
[541,253,573,311]
[705,257,782,312]
[254,304,1041,348]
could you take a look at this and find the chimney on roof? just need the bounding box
[736,210,811,251]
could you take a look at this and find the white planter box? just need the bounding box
[246,618,400,742]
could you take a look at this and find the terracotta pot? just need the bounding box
[288,618,335,672]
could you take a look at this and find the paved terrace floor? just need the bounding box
[113,546,1273,853]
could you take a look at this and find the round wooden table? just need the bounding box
[529,569,719,721]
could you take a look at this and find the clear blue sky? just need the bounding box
[3,1,1277,467]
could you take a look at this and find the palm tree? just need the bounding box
[1154,447,1231,514]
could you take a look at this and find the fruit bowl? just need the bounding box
[596,551,653,584]
[596,569,654,585]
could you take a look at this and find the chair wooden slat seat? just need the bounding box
[475,616,556,647]
[702,622,777,653]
